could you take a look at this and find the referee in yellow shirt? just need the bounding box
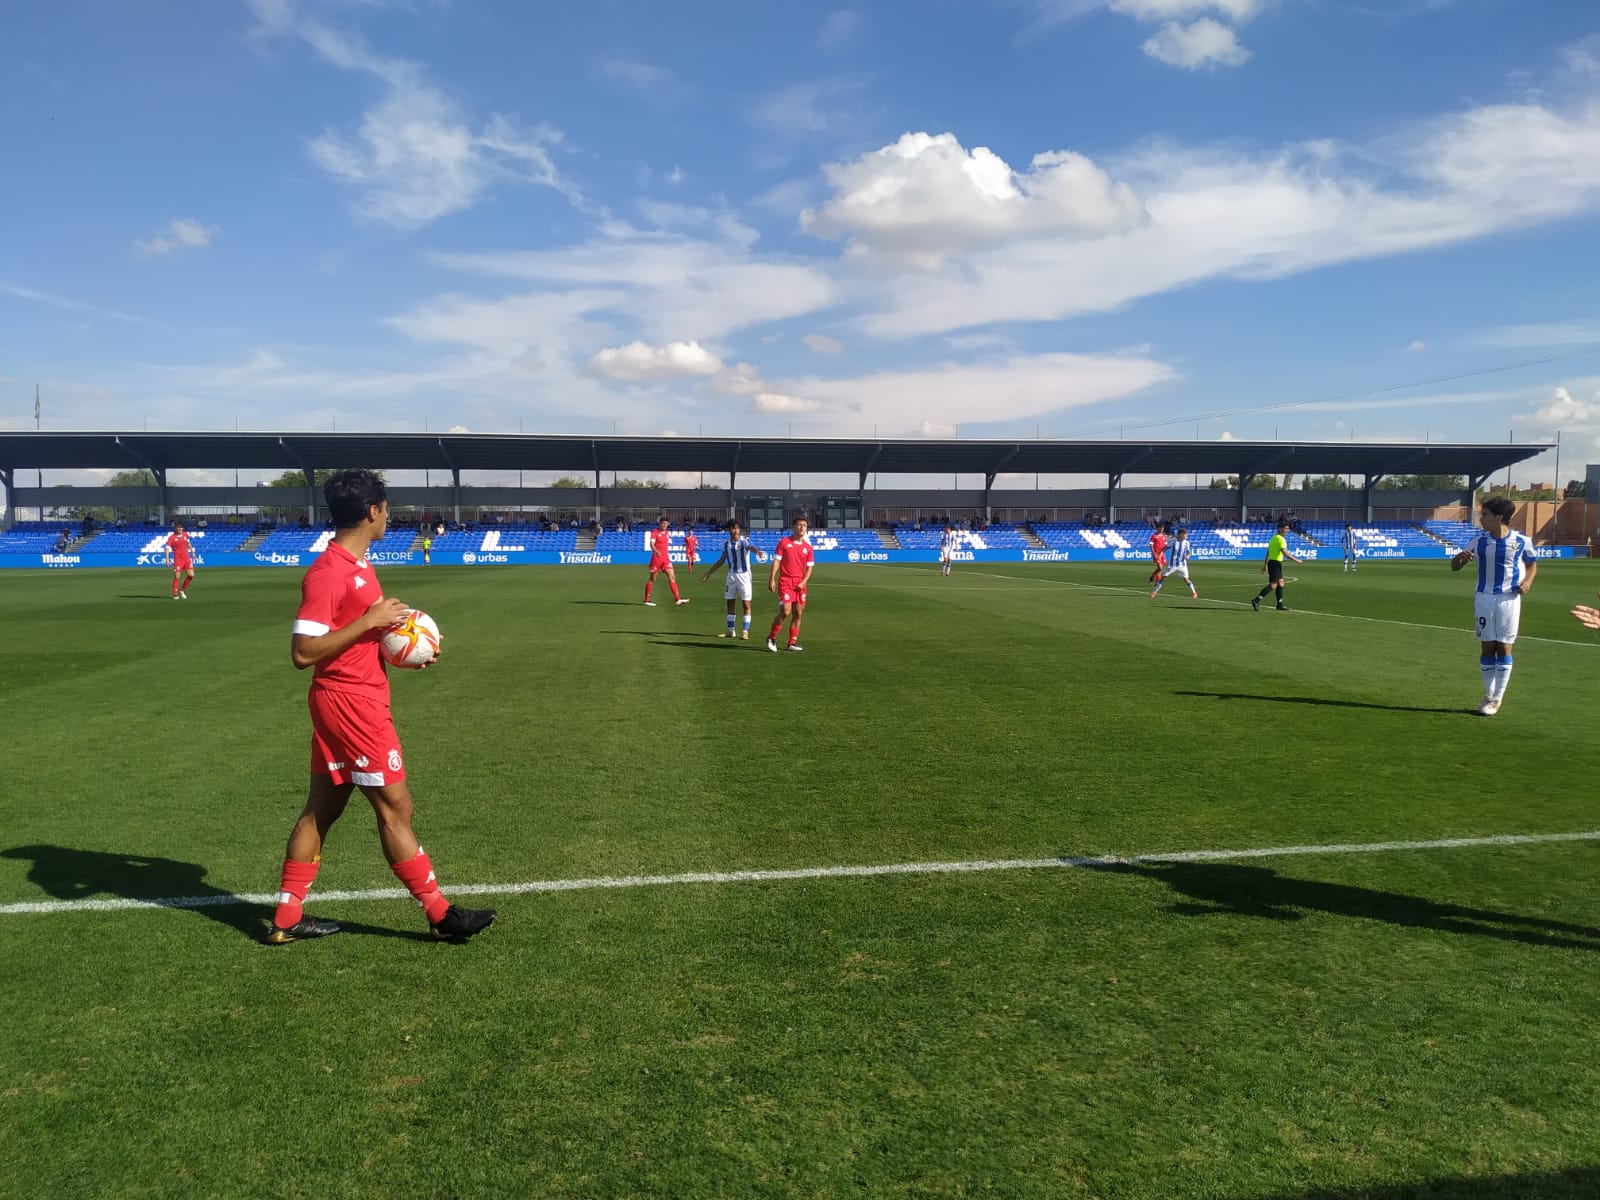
[1251,519,1301,611]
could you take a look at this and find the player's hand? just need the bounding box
[365,596,410,630]
[1572,598,1600,629]
[1450,550,1474,570]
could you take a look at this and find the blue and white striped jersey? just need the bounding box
[1473,530,1536,595]
[1169,537,1192,566]
[1342,527,1357,551]
[722,535,756,575]
[940,528,961,553]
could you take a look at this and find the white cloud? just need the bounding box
[751,392,823,414]
[1518,384,1600,451]
[0,282,153,325]
[1141,18,1249,69]
[788,351,1175,435]
[801,132,1146,269]
[596,58,688,106]
[802,333,844,356]
[588,340,724,381]
[1473,321,1600,349]
[822,96,1600,338]
[817,10,863,52]
[1112,0,1262,22]
[429,222,838,343]
[711,362,768,396]
[254,3,572,227]
[135,218,218,256]
[1406,340,1427,352]
[750,78,867,139]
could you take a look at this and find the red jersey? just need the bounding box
[1150,532,1168,558]
[293,542,387,695]
[165,531,193,565]
[684,533,697,554]
[649,527,672,563]
[774,535,814,582]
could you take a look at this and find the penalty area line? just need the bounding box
[2,829,1598,917]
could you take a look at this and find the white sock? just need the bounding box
[1492,655,1513,700]
[1479,656,1495,697]
[742,614,751,631]
[726,614,735,632]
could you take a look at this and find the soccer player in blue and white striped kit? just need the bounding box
[702,519,768,640]
[1450,496,1538,716]
[1342,522,1359,572]
[1149,527,1199,599]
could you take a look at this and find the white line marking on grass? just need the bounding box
[3,830,1597,917]
[901,568,1600,649]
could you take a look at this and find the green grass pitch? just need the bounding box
[2,560,1598,1199]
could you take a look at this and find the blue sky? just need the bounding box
[3,0,1599,488]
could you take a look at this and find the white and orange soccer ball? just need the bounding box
[381,609,441,669]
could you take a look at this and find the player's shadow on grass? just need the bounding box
[648,639,745,650]
[0,845,426,943]
[1241,1164,1600,1198]
[116,594,173,601]
[1177,690,1466,715]
[570,600,645,606]
[1084,859,1600,952]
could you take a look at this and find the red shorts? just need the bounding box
[779,581,808,607]
[307,685,406,788]
[1151,554,1167,568]
[173,559,193,571]
[649,559,672,575]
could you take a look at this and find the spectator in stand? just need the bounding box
[54,527,70,553]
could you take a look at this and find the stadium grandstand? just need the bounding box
[1,430,1584,567]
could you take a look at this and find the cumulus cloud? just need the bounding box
[802,333,844,356]
[135,218,217,256]
[588,340,725,381]
[801,132,1146,269]
[817,95,1600,338]
[1406,340,1427,352]
[1519,384,1600,450]
[1141,18,1249,69]
[711,362,768,396]
[252,1,572,227]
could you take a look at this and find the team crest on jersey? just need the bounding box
[387,749,402,773]
[354,756,369,769]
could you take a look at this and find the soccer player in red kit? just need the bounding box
[766,516,815,652]
[266,468,494,944]
[165,520,196,599]
[1148,524,1168,586]
[643,516,689,607]
[684,529,698,568]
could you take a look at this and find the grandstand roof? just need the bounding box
[0,430,1548,480]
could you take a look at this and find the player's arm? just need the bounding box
[1450,548,1475,571]
[800,554,815,590]
[768,547,781,592]
[291,596,408,670]
[701,547,728,580]
[1516,556,1538,594]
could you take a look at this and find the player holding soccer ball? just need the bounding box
[766,515,815,652]
[265,468,494,944]
[1451,495,1538,716]
[165,520,196,600]
[643,516,689,607]
[702,519,767,639]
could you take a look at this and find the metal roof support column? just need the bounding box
[1363,474,1382,524]
[591,441,603,526]
[1107,473,1121,524]
[984,473,996,523]
[1467,472,1491,511]
[0,468,12,529]
[1239,478,1248,524]
[435,437,461,524]
[730,442,743,522]
[155,468,169,526]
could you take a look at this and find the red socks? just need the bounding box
[172,577,181,596]
[644,580,653,601]
[272,857,321,928]
[769,617,783,641]
[669,579,681,601]
[391,847,450,925]
[788,616,802,646]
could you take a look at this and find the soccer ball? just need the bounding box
[381,610,441,669]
